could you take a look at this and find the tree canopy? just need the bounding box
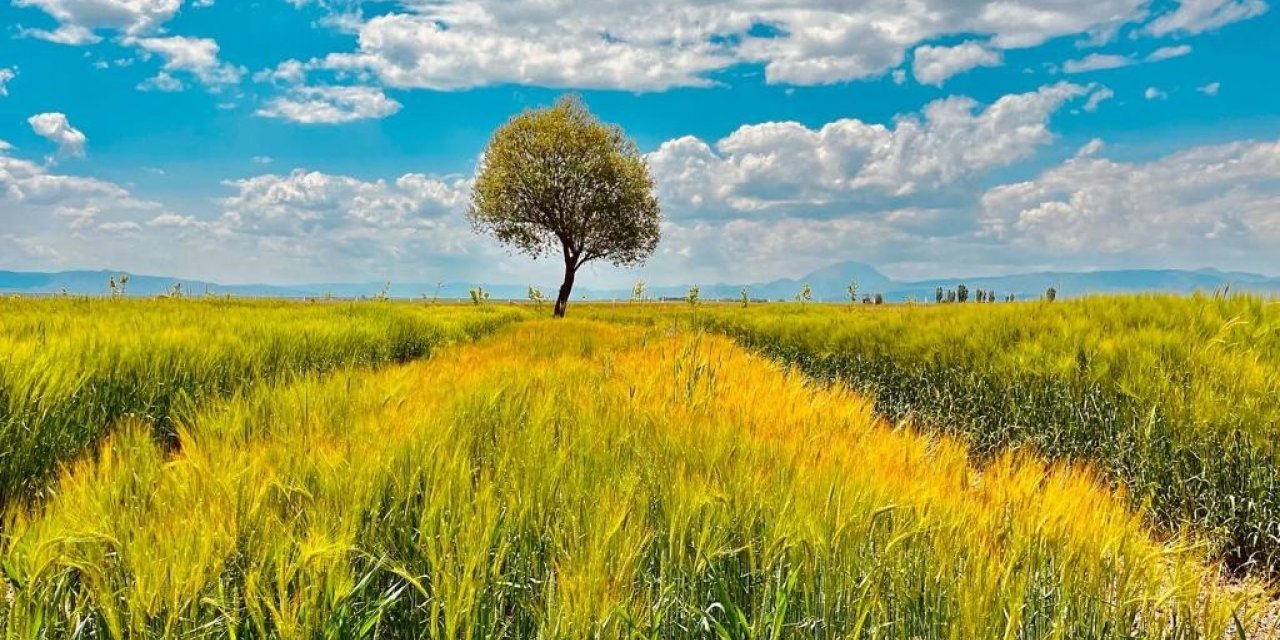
[469,96,661,317]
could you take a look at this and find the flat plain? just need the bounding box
[1,296,1277,638]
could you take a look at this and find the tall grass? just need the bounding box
[0,297,523,505]
[595,295,1280,575]
[2,320,1269,638]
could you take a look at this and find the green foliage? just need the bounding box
[469,287,490,306]
[107,273,129,298]
[740,287,749,308]
[527,286,546,309]
[686,284,700,307]
[796,282,812,304]
[631,279,646,304]
[847,279,858,303]
[1047,286,1058,302]
[468,95,661,316]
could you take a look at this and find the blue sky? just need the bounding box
[0,0,1277,287]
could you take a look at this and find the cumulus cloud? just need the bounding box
[980,139,1280,261]
[1199,81,1222,96]
[1145,0,1269,36]
[13,0,182,44]
[304,0,1158,90]
[912,41,1002,86]
[648,82,1094,217]
[138,72,185,92]
[208,169,492,273]
[220,170,469,235]
[253,59,308,86]
[0,142,161,236]
[148,213,206,229]
[1145,86,1168,100]
[130,36,245,90]
[27,112,87,158]
[256,85,401,124]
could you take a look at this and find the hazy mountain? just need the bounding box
[0,270,308,298]
[2,262,1277,301]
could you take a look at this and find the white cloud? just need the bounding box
[1144,86,1168,100]
[148,213,207,229]
[0,234,60,262]
[0,142,162,240]
[1083,86,1114,111]
[0,68,16,96]
[130,36,245,90]
[320,11,728,91]
[912,41,1002,86]
[253,59,307,85]
[0,145,211,275]
[649,82,1093,217]
[2,140,494,280]
[27,112,87,158]
[18,24,101,45]
[13,0,182,44]
[980,139,1280,261]
[252,155,274,164]
[1199,81,1221,96]
[99,221,142,234]
[1146,44,1192,61]
[1145,0,1269,36]
[1062,45,1193,75]
[306,0,1157,91]
[1062,53,1134,74]
[138,71,184,92]
[220,170,469,234]
[653,215,907,283]
[1075,138,1106,157]
[257,86,401,124]
[209,169,489,274]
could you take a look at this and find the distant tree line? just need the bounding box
[935,285,1059,303]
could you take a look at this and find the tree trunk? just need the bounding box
[554,261,575,318]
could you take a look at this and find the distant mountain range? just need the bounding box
[2,263,1278,301]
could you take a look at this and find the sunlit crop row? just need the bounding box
[0,297,523,505]
[584,294,1280,575]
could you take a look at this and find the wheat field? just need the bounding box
[584,294,1280,576]
[1,308,1273,638]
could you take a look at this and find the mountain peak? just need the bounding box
[801,261,893,290]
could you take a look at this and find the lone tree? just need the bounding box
[469,96,662,317]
